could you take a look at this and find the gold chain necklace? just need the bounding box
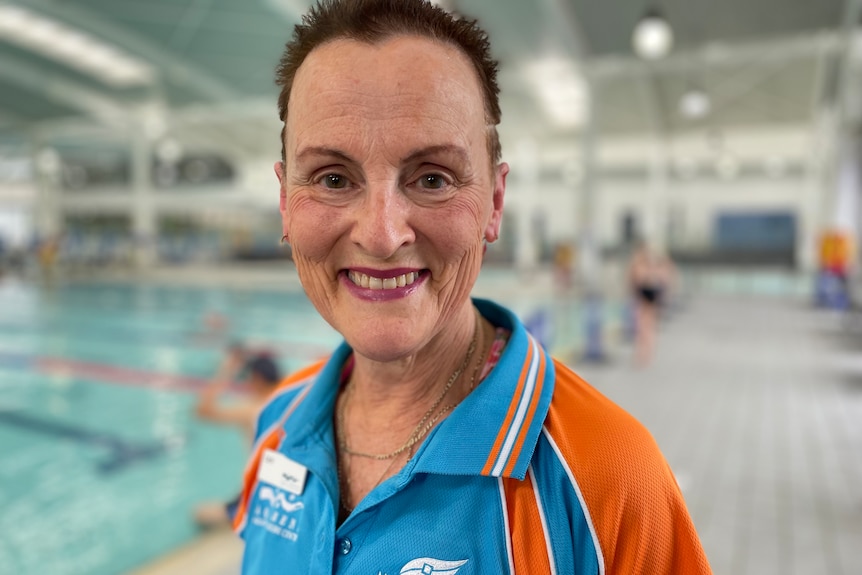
[336,309,480,461]
[336,309,487,515]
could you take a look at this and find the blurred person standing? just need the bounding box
[552,240,575,293]
[36,233,61,285]
[627,239,675,366]
[193,344,282,528]
[232,1,712,573]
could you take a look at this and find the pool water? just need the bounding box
[0,279,340,575]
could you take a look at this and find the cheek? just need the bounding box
[285,195,339,262]
[425,197,486,255]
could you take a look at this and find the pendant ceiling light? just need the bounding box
[632,6,674,60]
[679,88,711,119]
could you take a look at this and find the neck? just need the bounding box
[335,305,492,515]
[339,304,488,449]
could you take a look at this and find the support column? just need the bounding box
[577,80,600,291]
[823,0,862,238]
[812,0,862,307]
[576,78,611,362]
[645,139,670,252]
[800,37,835,273]
[32,144,63,242]
[637,67,671,253]
[130,129,158,269]
[513,139,540,271]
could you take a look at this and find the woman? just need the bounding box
[232,1,712,573]
[627,240,674,366]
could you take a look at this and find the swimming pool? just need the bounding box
[0,279,341,575]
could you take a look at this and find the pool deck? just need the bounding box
[128,529,242,575]
[575,293,862,575]
[118,265,860,575]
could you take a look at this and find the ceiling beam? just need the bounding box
[0,53,130,125]
[834,0,862,121]
[0,110,25,130]
[702,47,808,124]
[17,0,239,102]
[589,31,840,79]
[169,0,216,54]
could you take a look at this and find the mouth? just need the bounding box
[346,269,425,290]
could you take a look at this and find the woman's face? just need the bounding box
[277,35,507,362]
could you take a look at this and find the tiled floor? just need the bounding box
[128,269,862,575]
[577,293,862,575]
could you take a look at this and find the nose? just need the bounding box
[349,179,415,258]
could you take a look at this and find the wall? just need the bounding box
[595,175,812,252]
[502,124,824,271]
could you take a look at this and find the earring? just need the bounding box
[281,234,289,244]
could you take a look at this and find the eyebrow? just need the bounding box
[295,146,355,164]
[401,144,469,165]
[295,144,470,166]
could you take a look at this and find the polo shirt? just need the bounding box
[233,299,711,574]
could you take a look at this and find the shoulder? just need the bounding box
[543,360,670,497]
[543,361,669,504]
[545,360,656,455]
[254,359,327,437]
[540,360,711,574]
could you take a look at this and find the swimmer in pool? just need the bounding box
[192,344,281,528]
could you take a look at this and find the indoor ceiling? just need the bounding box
[0,0,852,164]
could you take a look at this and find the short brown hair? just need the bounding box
[275,0,502,164]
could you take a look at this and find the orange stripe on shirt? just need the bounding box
[502,346,546,476]
[233,367,321,533]
[482,343,534,475]
[232,427,284,533]
[502,471,553,575]
[274,359,328,394]
[544,360,712,575]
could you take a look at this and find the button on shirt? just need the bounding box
[233,299,713,575]
[338,538,352,555]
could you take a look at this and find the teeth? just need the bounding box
[348,271,420,290]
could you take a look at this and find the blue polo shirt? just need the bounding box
[233,299,712,575]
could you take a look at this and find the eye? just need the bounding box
[320,173,348,189]
[418,173,447,190]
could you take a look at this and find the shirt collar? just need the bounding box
[411,299,555,480]
[278,298,555,482]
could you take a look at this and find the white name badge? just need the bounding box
[258,448,308,496]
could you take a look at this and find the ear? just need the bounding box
[274,161,289,239]
[484,162,508,243]
[275,161,287,211]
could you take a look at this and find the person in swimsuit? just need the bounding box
[628,239,673,366]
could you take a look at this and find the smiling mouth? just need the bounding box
[347,270,423,290]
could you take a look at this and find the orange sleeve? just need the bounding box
[546,361,712,574]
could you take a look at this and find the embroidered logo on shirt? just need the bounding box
[251,485,303,542]
[259,485,305,512]
[399,558,468,575]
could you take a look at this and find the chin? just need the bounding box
[343,324,420,362]
[349,340,414,363]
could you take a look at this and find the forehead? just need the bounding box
[286,35,487,152]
